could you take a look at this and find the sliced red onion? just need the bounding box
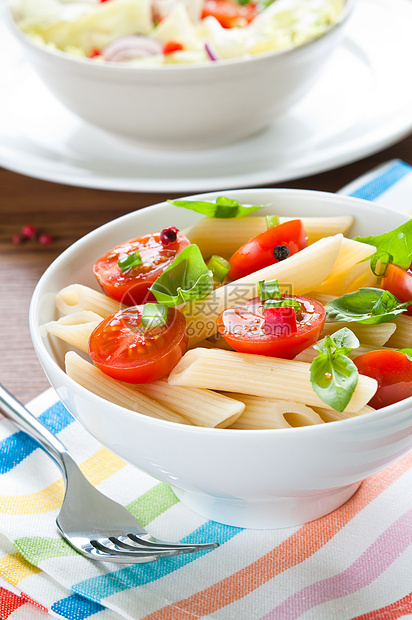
[205,42,219,62]
[102,35,163,62]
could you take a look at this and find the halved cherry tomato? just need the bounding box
[354,350,412,409]
[216,295,325,359]
[88,305,188,383]
[202,0,258,28]
[93,230,190,306]
[381,262,412,316]
[228,219,307,281]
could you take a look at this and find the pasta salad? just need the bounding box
[44,197,412,430]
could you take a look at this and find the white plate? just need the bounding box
[1,0,412,193]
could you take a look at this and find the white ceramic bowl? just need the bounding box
[7,3,353,149]
[29,189,412,529]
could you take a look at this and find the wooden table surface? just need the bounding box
[1,134,412,404]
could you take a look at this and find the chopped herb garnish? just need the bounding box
[325,288,412,325]
[141,303,168,329]
[207,255,230,284]
[118,250,142,273]
[310,328,360,412]
[263,298,302,316]
[168,196,265,219]
[258,279,281,302]
[265,214,280,229]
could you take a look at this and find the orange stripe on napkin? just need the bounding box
[144,453,412,620]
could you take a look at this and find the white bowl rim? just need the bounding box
[7,0,354,74]
[29,186,412,438]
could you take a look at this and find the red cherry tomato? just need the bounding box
[216,295,325,359]
[202,0,258,28]
[93,230,190,306]
[381,262,412,317]
[88,306,188,383]
[354,350,412,409]
[228,220,307,281]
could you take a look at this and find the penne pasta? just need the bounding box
[65,352,191,425]
[321,321,396,346]
[183,234,343,347]
[313,238,377,296]
[312,405,375,422]
[385,314,412,349]
[135,381,244,428]
[224,393,325,429]
[45,311,102,353]
[184,215,354,258]
[168,348,377,413]
[56,283,122,318]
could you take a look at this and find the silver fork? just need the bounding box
[0,385,219,563]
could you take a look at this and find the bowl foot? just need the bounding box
[172,482,362,529]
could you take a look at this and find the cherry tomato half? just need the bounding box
[202,0,258,28]
[93,230,190,306]
[228,220,307,281]
[88,306,188,383]
[354,350,412,409]
[381,262,412,317]
[216,295,325,359]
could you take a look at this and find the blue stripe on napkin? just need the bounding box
[348,160,411,201]
[0,401,73,474]
[72,521,242,602]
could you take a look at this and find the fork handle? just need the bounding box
[0,384,67,472]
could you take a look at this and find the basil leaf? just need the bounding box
[149,244,213,307]
[325,288,411,324]
[168,196,265,219]
[310,352,359,413]
[354,220,412,271]
[310,328,359,412]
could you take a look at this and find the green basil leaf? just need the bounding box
[168,196,265,219]
[258,279,281,301]
[141,303,168,328]
[325,288,411,324]
[310,351,359,413]
[354,220,412,271]
[149,244,213,307]
[314,328,359,357]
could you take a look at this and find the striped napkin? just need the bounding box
[1,160,412,620]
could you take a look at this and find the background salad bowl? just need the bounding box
[6,0,354,149]
[29,188,412,529]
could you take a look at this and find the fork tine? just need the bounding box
[90,539,179,559]
[126,533,219,552]
[108,536,202,557]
